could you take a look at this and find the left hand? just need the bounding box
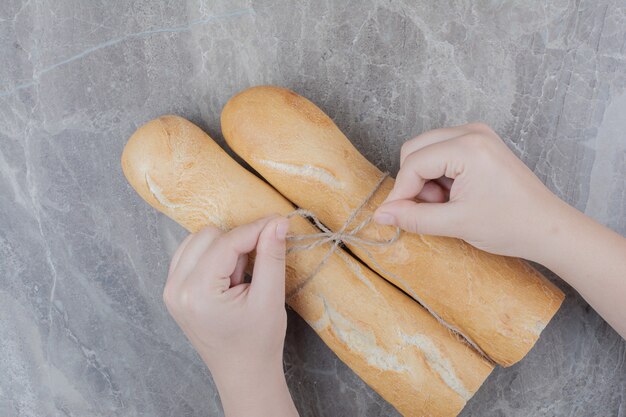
[163,214,290,374]
[162,215,299,417]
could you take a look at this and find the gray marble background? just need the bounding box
[1,0,625,416]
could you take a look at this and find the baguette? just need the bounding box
[121,116,494,417]
[221,86,565,367]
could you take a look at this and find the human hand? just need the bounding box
[163,214,299,417]
[373,123,564,261]
[374,123,626,340]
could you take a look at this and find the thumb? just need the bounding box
[250,216,289,308]
[374,200,460,237]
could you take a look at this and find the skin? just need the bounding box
[163,215,298,417]
[164,123,625,416]
[374,123,626,339]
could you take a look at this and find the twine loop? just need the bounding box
[285,209,400,254]
[286,172,400,299]
[286,172,398,254]
[281,171,493,363]
[284,173,399,297]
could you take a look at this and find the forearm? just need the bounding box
[210,358,299,417]
[530,199,626,338]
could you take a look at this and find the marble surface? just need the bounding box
[1,0,625,416]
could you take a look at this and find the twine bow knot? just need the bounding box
[281,171,492,362]
[285,209,400,254]
[285,172,399,254]
[283,172,400,299]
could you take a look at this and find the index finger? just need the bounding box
[166,226,223,290]
[383,137,467,205]
[400,125,470,166]
[188,215,280,292]
[399,123,494,167]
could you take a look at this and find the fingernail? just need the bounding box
[374,212,395,225]
[275,219,289,240]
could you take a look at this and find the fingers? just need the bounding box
[189,216,278,293]
[375,129,484,233]
[435,176,454,191]
[385,124,498,208]
[230,253,249,287]
[382,138,467,207]
[223,281,250,300]
[167,226,223,288]
[400,125,470,166]
[399,123,493,165]
[399,123,495,167]
[250,217,289,308]
[416,181,448,203]
[375,124,498,235]
[374,199,460,236]
[168,233,194,275]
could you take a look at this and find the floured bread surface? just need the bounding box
[221,86,565,367]
[122,115,494,417]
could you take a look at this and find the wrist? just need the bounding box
[211,358,296,417]
[512,193,569,265]
[212,358,286,395]
[524,195,587,269]
[200,346,284,379]
[209,353,285,386]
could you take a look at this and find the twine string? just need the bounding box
[286,173,399,253]
[283,172,493,363]
[284,173,397,298]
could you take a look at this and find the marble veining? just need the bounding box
[0,0,624,416]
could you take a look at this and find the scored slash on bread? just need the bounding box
[121,115,494,417]
[221,86,565,368]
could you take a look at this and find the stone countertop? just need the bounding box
[1,1,624,416]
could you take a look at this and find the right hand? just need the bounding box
[374,122,626,340]
[374,123,565,260]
